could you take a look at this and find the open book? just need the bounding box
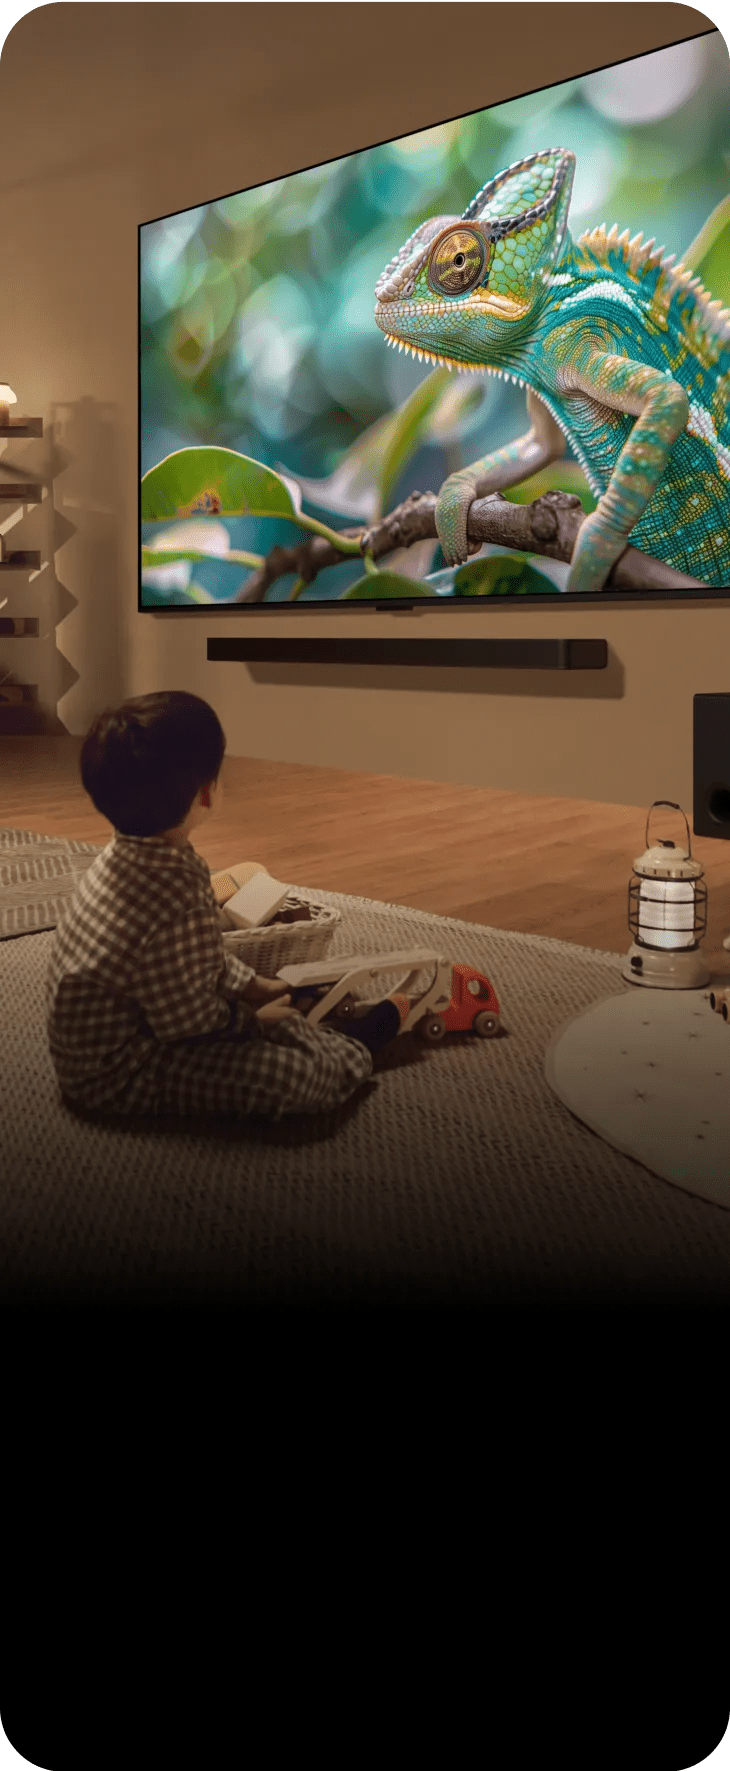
[209,861,291,929]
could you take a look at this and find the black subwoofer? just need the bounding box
[693,695,730,838]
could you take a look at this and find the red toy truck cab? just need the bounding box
[418,962,500,1042]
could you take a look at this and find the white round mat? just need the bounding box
[545,985,730,1209]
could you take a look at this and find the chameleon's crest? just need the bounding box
[463,147,574,262]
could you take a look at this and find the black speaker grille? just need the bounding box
[693,695,730,839]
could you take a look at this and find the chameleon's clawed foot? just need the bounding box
[441,540,482,567]
[436,527,472,570]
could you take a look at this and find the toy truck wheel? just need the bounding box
[417,1014,446,1043]
[473,1011,500,1038]
[333,994,358,1018]
[710,992,717,1010]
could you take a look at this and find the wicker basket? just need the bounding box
[220,894,340,977]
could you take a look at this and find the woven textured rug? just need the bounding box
[0,828,104,939]
[2,827,730,1310]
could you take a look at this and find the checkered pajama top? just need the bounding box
[45,834,373,1118]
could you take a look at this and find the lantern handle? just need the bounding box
[644,801,694,857]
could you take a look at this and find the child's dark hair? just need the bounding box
[80,692,226,836]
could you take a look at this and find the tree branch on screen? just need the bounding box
[140,444,708,603]
[231,488,706,601]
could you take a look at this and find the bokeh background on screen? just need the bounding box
[140,34,730,604]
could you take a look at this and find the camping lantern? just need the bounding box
[622,801,708,989]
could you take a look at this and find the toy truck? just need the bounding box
[277,947,501,1042]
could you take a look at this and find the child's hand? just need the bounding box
[244,975,303,1022]
[255,996,300,1023]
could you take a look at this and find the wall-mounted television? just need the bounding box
[139,28,730,612]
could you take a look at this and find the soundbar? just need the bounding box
[207,638,608,669]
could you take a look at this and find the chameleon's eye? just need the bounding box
[427,227,491,296]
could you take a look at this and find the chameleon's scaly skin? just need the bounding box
[374,149,730,591]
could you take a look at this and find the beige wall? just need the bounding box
[0,1,724,807]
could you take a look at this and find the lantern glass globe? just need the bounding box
[636,878,698,948]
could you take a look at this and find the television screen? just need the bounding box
[139,28,730,610]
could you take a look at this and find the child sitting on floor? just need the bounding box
[46,691,410,1121]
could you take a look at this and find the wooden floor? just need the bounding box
[4,734,730,969]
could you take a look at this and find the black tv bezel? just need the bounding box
[137,24,728,615]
